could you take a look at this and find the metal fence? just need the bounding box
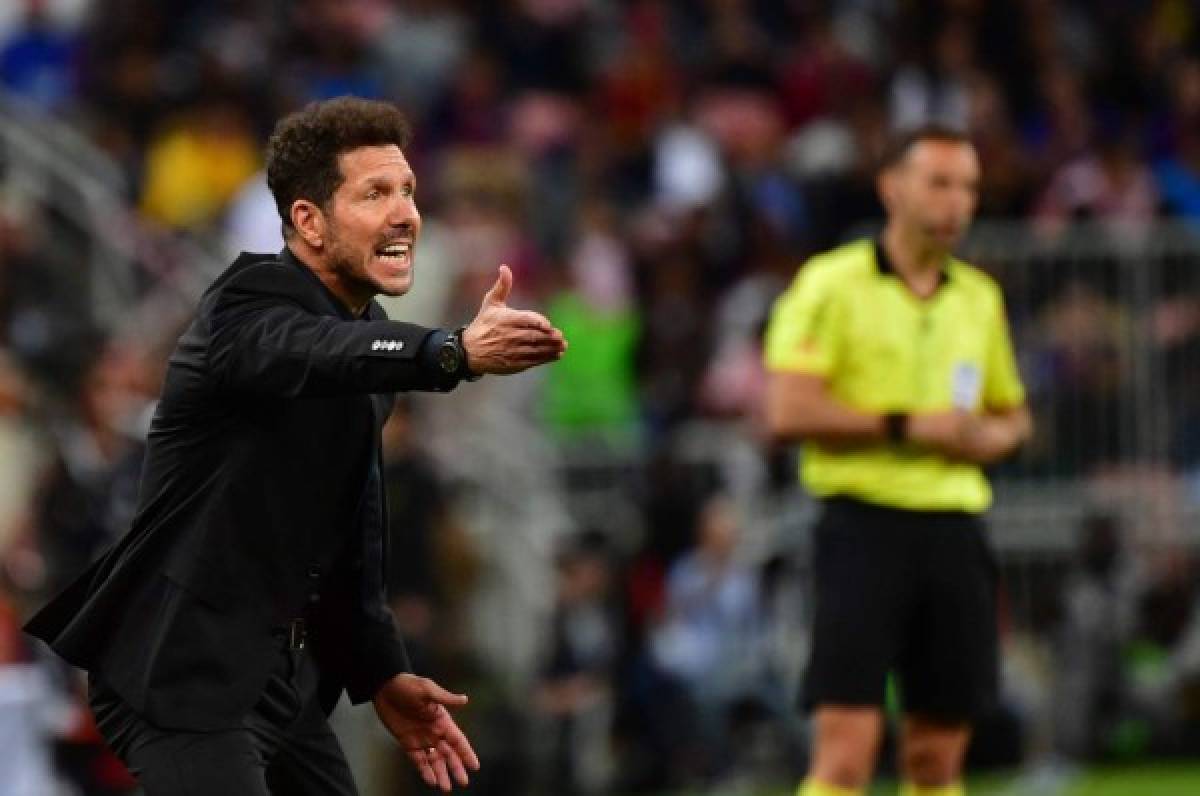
[961,222,1200,560]
[967,222,1192,473]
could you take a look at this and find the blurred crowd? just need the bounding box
[3,0,1200,793]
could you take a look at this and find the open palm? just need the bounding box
[373,673,480,791]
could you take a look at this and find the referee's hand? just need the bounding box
[461,265,567,374]
[909,409,1030,463]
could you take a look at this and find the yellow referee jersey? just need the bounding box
[763,238,1026,513]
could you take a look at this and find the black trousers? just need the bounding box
[88,646,358,795]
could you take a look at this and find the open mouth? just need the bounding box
[375,241,412,266]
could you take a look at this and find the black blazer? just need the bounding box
[25,249,459,731]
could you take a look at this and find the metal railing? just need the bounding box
[960,221,1200,553]
[0,90,226,349]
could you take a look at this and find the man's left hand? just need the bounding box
[461,265,567,374]
[372,673,480,791]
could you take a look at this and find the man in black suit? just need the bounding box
[24,97,567,795]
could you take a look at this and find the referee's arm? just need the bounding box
[765,371,1032,461]
[762,371,960,450]
[765,371,888,446]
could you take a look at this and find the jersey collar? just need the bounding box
[873,238,952,294]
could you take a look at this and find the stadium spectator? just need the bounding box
[1055,512,1136,758]
[0,0,79,112]
[0,353,42,567]
[0,594,70,796]
[33,343,149,597]
[1031,279,1129,475]
[543,201,640,447]
[1034,118,1160,240]
[139,97,260,230]
[533,531,619,796]
[649,493,765,780]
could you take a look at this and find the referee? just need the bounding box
[764,125,1031,796]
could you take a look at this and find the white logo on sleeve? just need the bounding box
[371,340,404,352]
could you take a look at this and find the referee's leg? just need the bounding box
[897,714,970,795]
[799,500,912,794]
[804,707,885,793]
[896,514,999,795]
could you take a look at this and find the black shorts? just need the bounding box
[802,496,999,720]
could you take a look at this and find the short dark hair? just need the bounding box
[266,97,413,233]
[879,123,972,171]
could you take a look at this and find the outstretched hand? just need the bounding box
[461,265,567,375]
[373,673,480,792]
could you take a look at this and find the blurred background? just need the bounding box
[2,0,1200,794]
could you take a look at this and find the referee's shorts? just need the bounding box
[802,496,999,720]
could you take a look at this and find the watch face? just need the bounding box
[438,340,461,373]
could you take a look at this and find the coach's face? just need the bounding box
[324,144,421,298]
[883,139,980,251]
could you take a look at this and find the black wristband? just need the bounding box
[884,412,909,443]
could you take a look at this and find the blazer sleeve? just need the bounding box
[340,584,412,704]
[206,266,458,396]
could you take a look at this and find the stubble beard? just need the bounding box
[324,223,378,300]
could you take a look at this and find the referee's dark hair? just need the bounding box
[266,97,413,235]
[879,123,972,172]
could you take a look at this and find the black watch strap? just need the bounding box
[884,412,908,443]
[453,326,482,382]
